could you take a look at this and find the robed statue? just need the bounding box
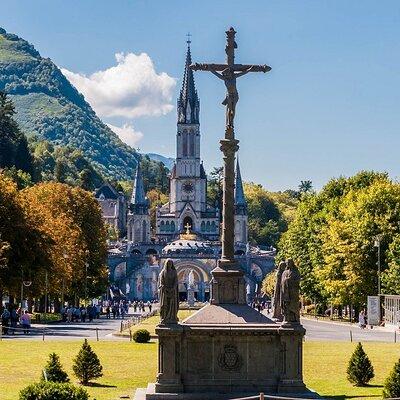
[159,259,179,324]
[280,258,301,324]
[272,261,286,320]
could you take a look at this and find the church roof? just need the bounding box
[130,162,147,206]
[95,183,120,200]
[235,158,246,207]
[177,41,200,124]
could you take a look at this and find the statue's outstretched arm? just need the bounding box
[234,66,254,78]
[210,70,224,80]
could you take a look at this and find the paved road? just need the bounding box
[3,308,398,342]
[1,307,152,341]
[302,317,398,343]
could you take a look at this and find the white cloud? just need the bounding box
[107,123,143,148]
[61,52,176,118]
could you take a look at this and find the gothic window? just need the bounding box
[211,221,216,232]
[183,133,187,157]
[190,133,195,156]
[166,221,170,232]
[206,221,210,232]
[160,221,165,232]
[171,221,175,232]
[201,221,205,232]
[142,220,147,242]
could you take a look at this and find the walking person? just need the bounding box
[20,310,31,334]
[10,307,18,335]
[1,307,10,335]
[359,310,366,329]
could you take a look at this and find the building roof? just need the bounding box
[235,158,246,207]
[177,41,200,125]
[130,162,147,206]
[95,183,120,200]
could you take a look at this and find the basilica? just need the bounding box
[95,42,275,302]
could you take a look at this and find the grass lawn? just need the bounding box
[0,340,399,400]
[119,310,195,337]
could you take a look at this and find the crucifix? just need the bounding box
[190,27,271,267]
[184,223,192,235]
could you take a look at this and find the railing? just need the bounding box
[119,309,158,332]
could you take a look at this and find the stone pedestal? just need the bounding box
[134,304,313,400]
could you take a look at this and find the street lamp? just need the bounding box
[374,234,384,295]
[85,262,89,307]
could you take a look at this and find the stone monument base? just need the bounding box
[134,304,316,400]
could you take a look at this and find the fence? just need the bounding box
[120,309,158,332]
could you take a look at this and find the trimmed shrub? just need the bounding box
[41,353,69,383]
[19,381,89,400]
[73,339,103,385]
[383,358,400,398]
[133,329,151,343]
[347,342,374,386]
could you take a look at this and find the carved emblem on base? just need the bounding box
[218,344,243,372]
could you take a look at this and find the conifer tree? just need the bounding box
[347,342,374,386]
[73,339,103,385]
[41,353,69,383]
[383,358,400,398]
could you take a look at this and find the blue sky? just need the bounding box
[2,0,400,191]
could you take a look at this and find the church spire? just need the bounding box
[235,157,247,213]
[130,162,147,207]
[177,36,200,124]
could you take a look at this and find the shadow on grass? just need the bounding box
[84,382,117,388]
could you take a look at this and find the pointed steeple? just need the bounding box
[177,37,200,124]
[130,162,148,213]
[235,157,247,213]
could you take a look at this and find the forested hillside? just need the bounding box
[0,27,140,179]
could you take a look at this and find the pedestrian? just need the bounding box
[10,307,18,335]
[148,302,152,313]
[80,306,87,322]
[20,310,31,334]
[359,310,366,329]
[67,307,73,323]
[120,306,125,320]
[106,306,111,319]
[1,307,10,335]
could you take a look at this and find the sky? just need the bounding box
[2,0,400,191]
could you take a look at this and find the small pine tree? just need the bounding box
[73,339,103,385]
[383,358,400,398]
[42,353,69,383]
[347,342,374,386]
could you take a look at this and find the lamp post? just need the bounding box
[62,252,68,307]
[374,235,384,295]
[85,262,89,307]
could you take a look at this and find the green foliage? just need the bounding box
[0,27,139,180]
[278,171,398,304]
[383,358,400,398]
[19,381,89,400]
[244,182,296,247]
[347,343,374,386]
[261,270,276,298]
[133,329,151,343]
[73,339,103,385]
[41,353,69,383]
[0,91,34,176]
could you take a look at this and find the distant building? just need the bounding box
[99,40,274,302]
[94,183,126,236]
[127,163,151,243]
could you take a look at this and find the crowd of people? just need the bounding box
[1,305,32,335]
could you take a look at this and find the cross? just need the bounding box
[184,223,192,234]
[190,27,271,134]
[186,32,192,45]
[189,27,271,268]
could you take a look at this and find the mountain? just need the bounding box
[146,153,174,170]
[0,27,139,180]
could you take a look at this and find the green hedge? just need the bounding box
[19,381,89,400]
[133,329,151,343]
